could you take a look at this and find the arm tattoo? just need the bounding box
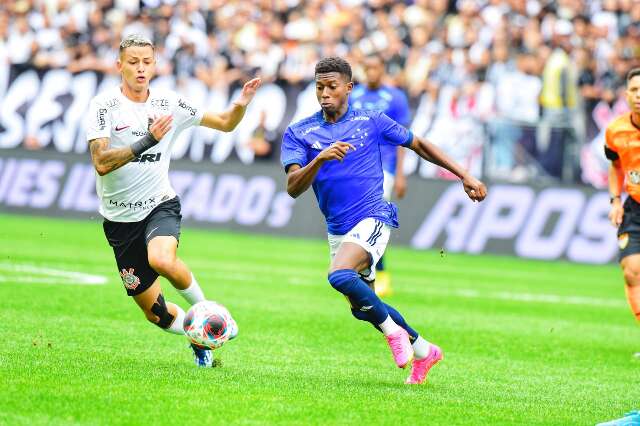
[89,138,135,175]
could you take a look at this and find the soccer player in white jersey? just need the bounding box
[85,34,261,367]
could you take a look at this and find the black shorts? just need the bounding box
[618,197,640,261]
[103,196,182,296]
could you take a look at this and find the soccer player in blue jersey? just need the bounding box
[350,54,412,297]
[281,57,487,384]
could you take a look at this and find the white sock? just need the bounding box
[378,315,402,336]
[178,273,206,305]
[412,336,432,359]
[164,303,185,335]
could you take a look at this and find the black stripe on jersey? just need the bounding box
[604,145,619,161]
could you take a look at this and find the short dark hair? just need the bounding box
[365,54,384,65]
[627,68,640,82]
[315,57,352,81]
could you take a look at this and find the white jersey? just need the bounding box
[86,86,203,222]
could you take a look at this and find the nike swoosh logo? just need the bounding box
[115,125,130,132]
[146,226,159,239]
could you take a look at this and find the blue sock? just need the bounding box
[328,269,389,324]
[384,303,419,342]
[351,309,382,332]
[376,255,385,271]
[351,304,418,341]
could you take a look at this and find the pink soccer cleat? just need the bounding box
[385,329,414,368]
[405,344,443,384]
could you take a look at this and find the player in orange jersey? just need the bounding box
[606,67,640,357]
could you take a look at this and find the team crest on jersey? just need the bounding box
[619,233,629,250]
[120,268,140,290]
[629,171,640,185]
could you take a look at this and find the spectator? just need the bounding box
[0,0,636,185]
[538,19,580,180]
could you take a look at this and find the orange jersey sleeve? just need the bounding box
[605,125,617,152]
[605,113,640,202]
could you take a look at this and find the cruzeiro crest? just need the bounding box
[120,268,140,290]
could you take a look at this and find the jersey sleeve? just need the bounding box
[281,127,308,172]
[604,126,620,161]
[86,97,111,141]
[374,111,413,147]
[172,95,204,130]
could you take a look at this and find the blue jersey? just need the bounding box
[281,107,413,235]
[349,84,411,174]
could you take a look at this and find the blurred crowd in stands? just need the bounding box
[1,0,639,185]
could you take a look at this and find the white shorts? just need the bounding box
[328,218,391,282]
[382,170,395,202]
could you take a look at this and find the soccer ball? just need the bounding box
[183,301,235,350]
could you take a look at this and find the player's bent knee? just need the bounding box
[623,265,640,287]
[328,269,358,293]
[148,294,175,329]
[148,253,175,276]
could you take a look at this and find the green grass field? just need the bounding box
[0,213,638,425]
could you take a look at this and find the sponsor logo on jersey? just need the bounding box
[97,108,107,130]
[350,115,370,121]
[132,130,150,137]
[108,197,158,211]
[120,268,140,290]
[303,125,320,135]
[131,153,162,163]
[178,99,197,116]
[151,98,169,110]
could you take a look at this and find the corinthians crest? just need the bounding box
[120,268,140,290]
[619,233,629,250]
[629,171,640,185]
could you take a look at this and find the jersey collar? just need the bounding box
[319,105,353,125]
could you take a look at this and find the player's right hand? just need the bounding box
[609,201,624,227]
[462,175,487,202]
[318,141,356,162]
[149,115,173,141]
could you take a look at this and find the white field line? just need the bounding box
[187,262,626,309]
[0,260,622,307]
[0,262,107,285]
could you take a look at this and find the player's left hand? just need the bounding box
[234,77,262,107]
[394,174,407,199]
[462,175,487,202]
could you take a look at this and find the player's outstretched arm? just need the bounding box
[408,135,487,202]
[89,115,173,176]
[199,77,262,132]
[286,142,355,198]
